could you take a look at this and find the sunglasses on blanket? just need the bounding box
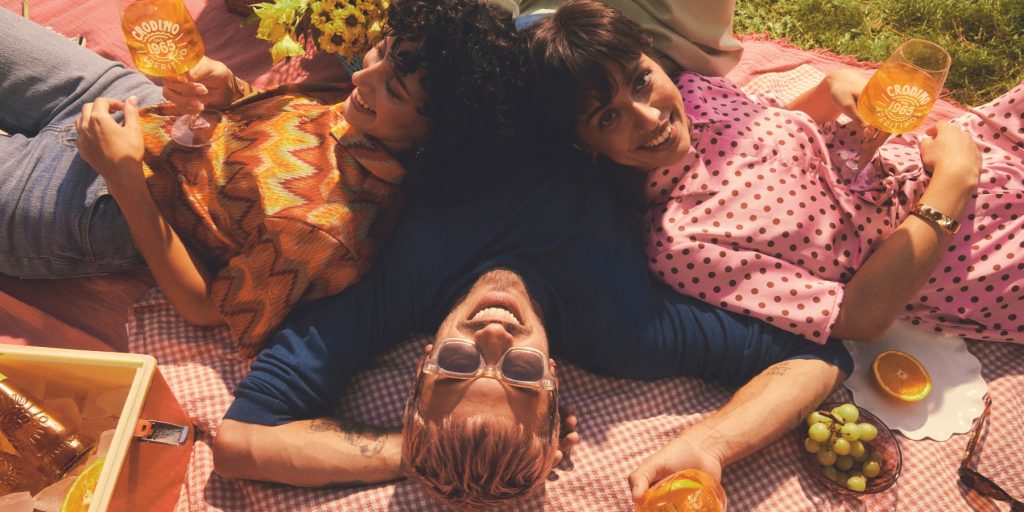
[422,338,555,390]
[959,394,1024,510]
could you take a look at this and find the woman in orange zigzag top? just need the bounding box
[0,0,528,357]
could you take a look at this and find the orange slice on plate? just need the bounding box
[871,350,932,402]
[60,458,104,512]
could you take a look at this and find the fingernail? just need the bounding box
[128,95,138,105]
[196,84,209,95]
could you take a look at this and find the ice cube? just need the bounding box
[40,383,79,405]
[1,372,46,402]
[77,417,119,444]
[42,397,81,431]
[0,491,33,512]
[77,427,119,472]
[95,429,116,459]
[81,387,129,419]
[31,476,75,512]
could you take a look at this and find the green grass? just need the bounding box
[734,0,1024,106]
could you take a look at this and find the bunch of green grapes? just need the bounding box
[804,403,883,492]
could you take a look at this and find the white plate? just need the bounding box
[842,320,988,441]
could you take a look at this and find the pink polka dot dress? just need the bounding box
[645,72,1024,344]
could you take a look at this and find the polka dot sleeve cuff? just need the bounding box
[646,242,846,345]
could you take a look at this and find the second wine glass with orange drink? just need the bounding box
[118,0,222,147]
[841,39,951,170]
[857,39,950,135]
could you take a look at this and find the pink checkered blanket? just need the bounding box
[119,40,1024,512]
[6,0,1020,506]
[130,291,1024,512]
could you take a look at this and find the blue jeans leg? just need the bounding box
[0,9,165,277]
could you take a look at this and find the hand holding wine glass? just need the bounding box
[118,0,223,147]
[857,39,951,135]
[162,56,242,111]
[841,39,951,170]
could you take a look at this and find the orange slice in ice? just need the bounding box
[60,458,104,512]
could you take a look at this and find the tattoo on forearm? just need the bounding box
[307,418,388,458]
[763,362,792,377]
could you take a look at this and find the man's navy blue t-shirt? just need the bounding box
[226,164,852,425]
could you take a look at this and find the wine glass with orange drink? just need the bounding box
[841,39,951,170]
[118,0,222,147]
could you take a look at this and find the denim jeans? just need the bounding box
[0,8,165,277]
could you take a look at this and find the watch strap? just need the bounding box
[910,203,961,235]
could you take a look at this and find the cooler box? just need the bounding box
[0,344,193,512]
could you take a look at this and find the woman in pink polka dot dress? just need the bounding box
[525,1,1023,345]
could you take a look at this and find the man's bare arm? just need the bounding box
[213,417,403,487]
[627,358,845,502]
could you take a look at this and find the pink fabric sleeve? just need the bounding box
[646,240,845,344]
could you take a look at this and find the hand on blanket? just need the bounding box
[627,435,724,504]
[75,96,145,193]
[163,56,239,113]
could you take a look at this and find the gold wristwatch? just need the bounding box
[910,203,961,235]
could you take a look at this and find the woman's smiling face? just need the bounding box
[344,37,429,153]
[575,54,691,173]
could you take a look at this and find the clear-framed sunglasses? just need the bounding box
[422,338,555,391]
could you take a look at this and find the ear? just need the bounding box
[570,141,595,155]
[415,343,433,375]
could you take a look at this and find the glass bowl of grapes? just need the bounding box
[794,402,903,495]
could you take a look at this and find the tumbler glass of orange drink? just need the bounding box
[636,469,727,512]
[119,0,223,147]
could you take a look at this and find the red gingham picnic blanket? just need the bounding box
[4,1,1020,507]
[129,285,1024,512]
[126,47,1023,512]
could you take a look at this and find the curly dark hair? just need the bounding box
[386,0,529,190]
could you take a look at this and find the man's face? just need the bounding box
[344,36,429,153]
[415,269,556,434]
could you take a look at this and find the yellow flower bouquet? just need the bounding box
[252,0,388,71]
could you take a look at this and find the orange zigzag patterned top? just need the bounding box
[139,84,405,358]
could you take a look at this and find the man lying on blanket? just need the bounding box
[213,1,851,509]
[213,148,853,508]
